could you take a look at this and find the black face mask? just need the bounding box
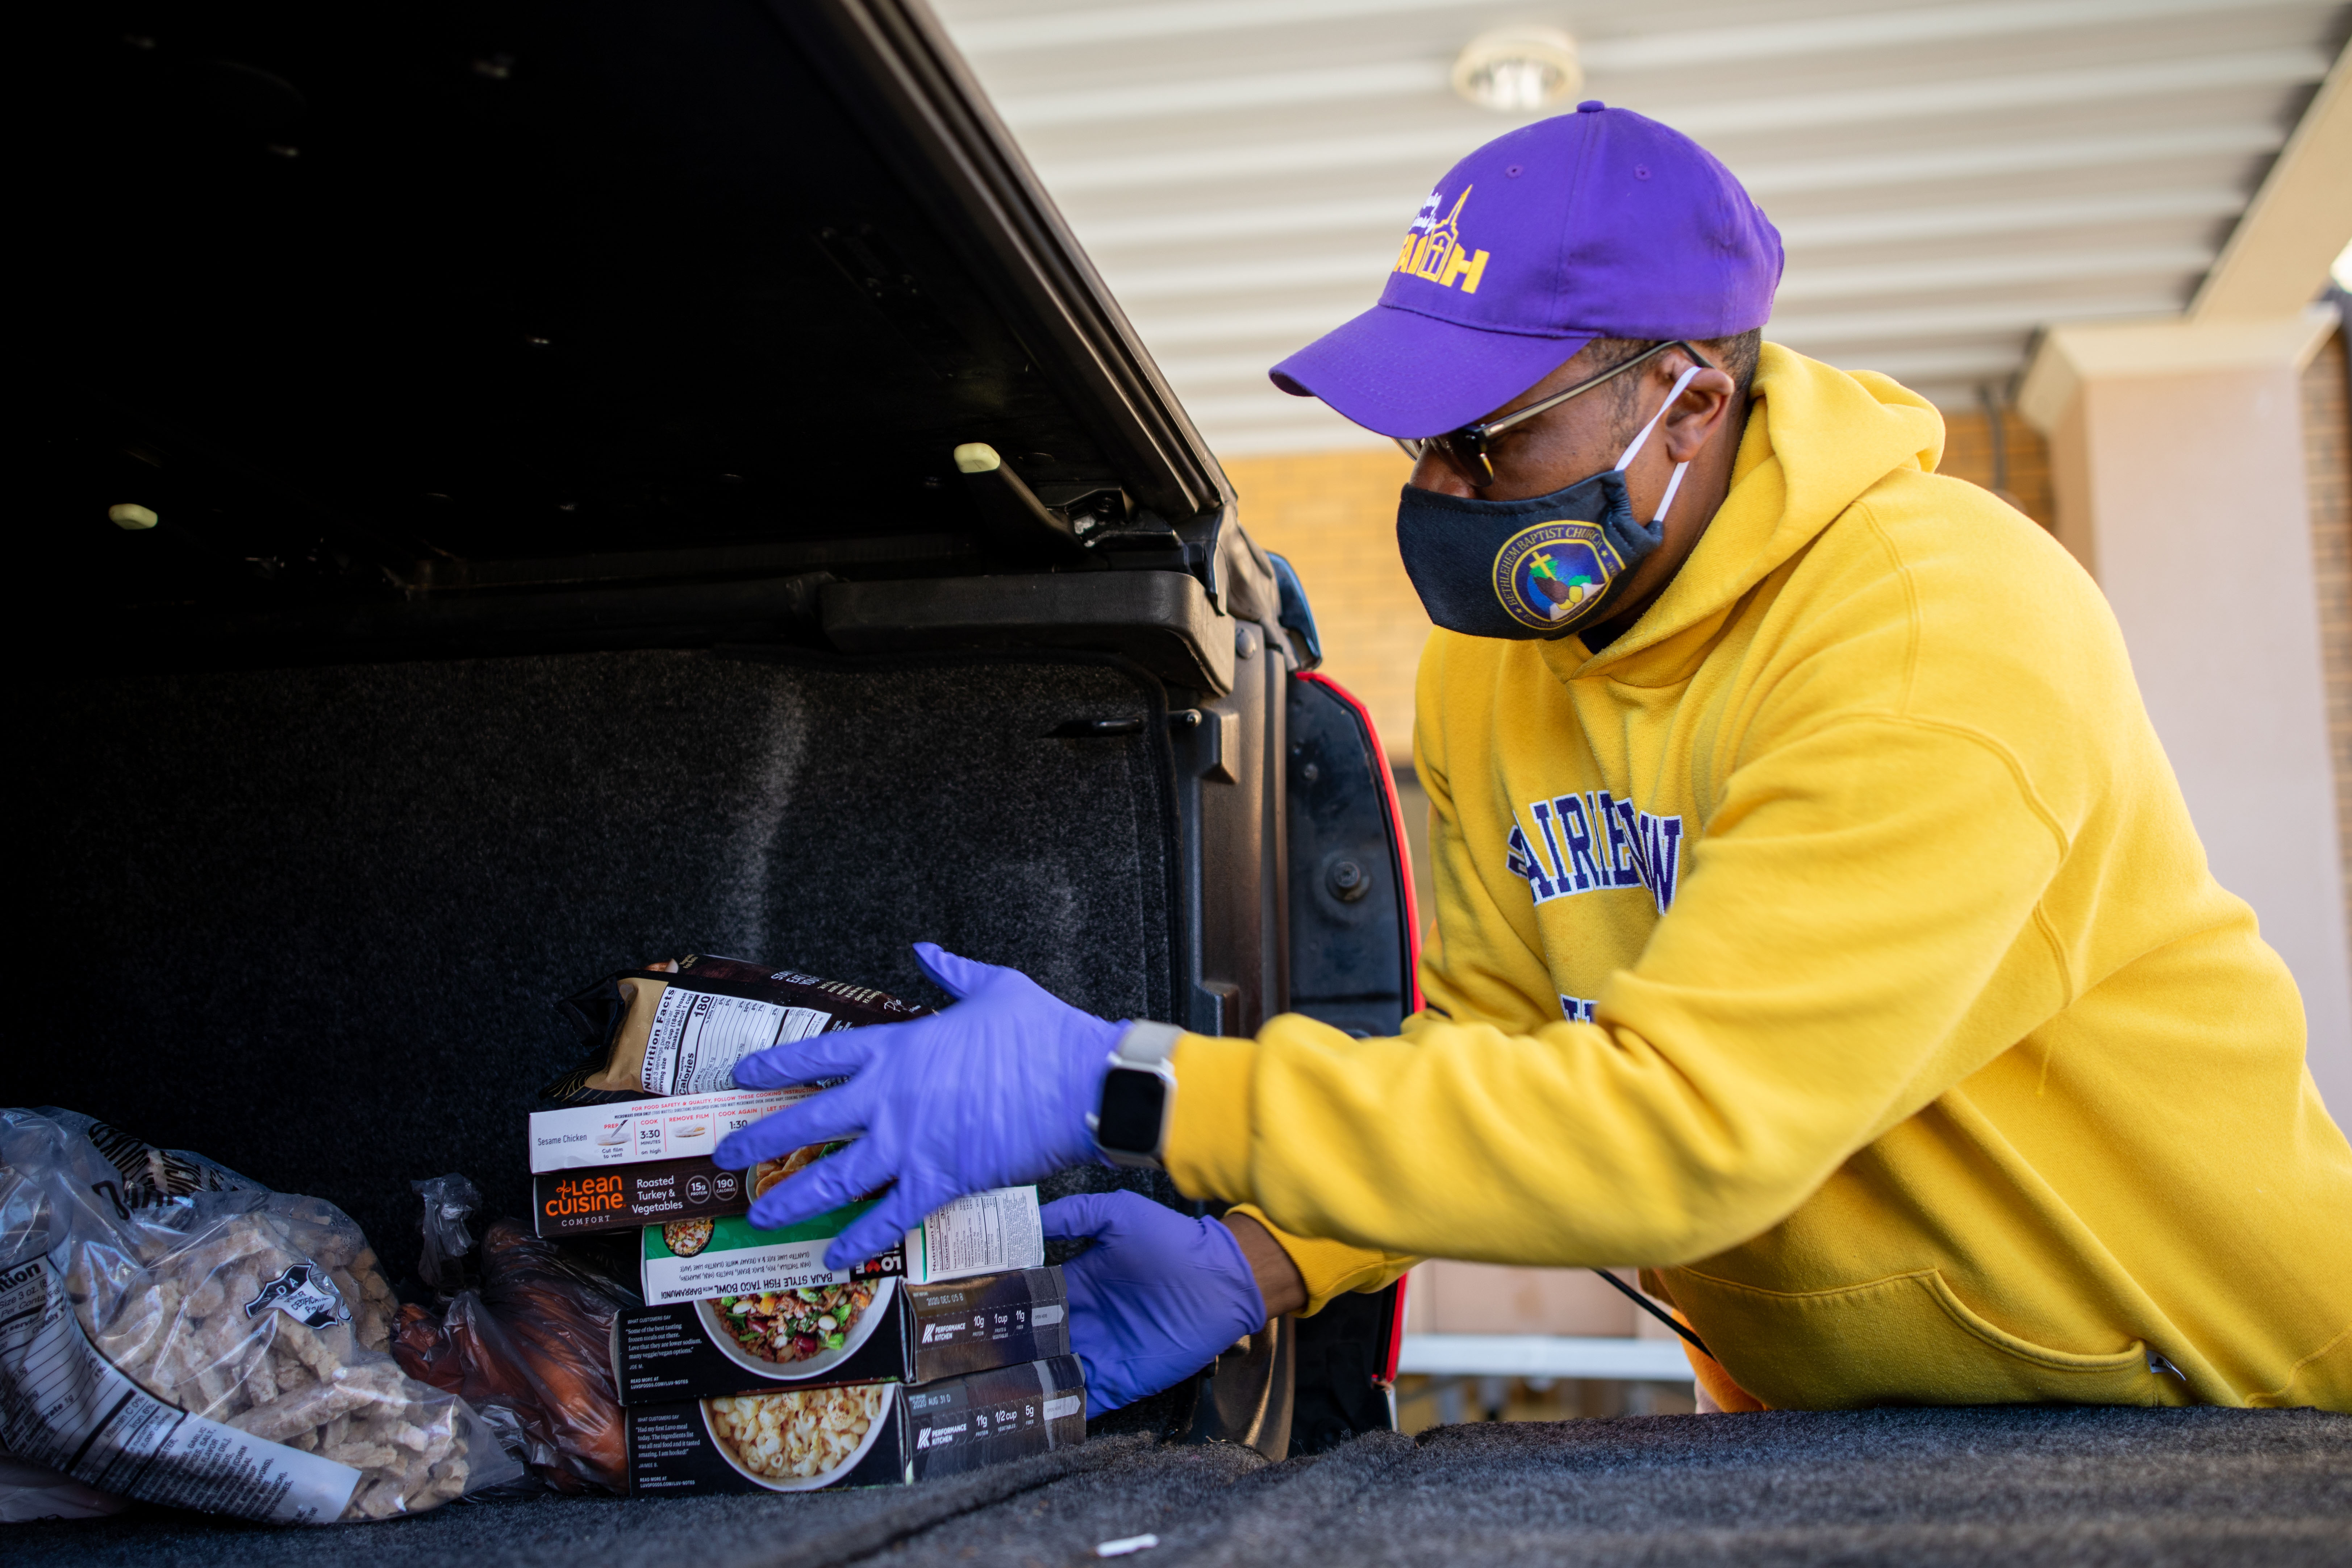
[1396,365,1701,641]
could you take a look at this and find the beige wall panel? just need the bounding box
[2048,395,2099,579]
[2073,363,2352,1108]
[2304,330,2352,950]
[1404,1260,1636,1339]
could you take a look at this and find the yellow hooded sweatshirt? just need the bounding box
[1177,344,2352,1412]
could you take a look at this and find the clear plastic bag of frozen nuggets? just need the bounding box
[0,1107,522,1523]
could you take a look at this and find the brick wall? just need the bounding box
[1937,406,2055,529]
[2303,326,2352,939]
[1224,447,1428,763]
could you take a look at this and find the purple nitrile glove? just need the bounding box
[712,942,1120,1271]
[1042,1192,1268,1419]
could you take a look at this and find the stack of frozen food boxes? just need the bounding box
[528,956,1084,1493]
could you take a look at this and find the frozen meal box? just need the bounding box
[613,1264,1068,1406]
[529,1084,820,1239]
[543,954,929,1104]
[635,1186,1043,1306]
[530,1084,801,1174]
[625,1355,1087,1494]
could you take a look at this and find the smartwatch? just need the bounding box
[1089,1021,1182,1169]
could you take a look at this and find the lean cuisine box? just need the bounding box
[615,1264,1068,1406]
[626,1356,1087,1494]
[529,1084,808,1239]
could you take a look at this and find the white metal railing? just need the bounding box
[1396,1333,1694,1381]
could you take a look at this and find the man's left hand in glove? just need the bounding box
[1044,1192,1306,1417]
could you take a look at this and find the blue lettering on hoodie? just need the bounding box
[1509,793,1684,914]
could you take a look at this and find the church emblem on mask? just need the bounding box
[1393,187,1491,293]
[1492,521,1623,632]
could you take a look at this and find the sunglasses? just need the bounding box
[1395,339,1715,488]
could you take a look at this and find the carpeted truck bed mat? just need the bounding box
[14,647,1186,1279]
[11,1406,2345,1567]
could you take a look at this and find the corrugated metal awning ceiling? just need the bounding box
[931,0,2348,454]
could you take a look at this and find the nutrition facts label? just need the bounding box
[642,988,832,1096]
[912,1188,1044,1284]
[0,1252,359,1524]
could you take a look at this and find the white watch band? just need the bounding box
[1090,1021,1181,1168]
[1112,1019,1184,1068]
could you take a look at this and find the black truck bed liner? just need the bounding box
[12,1406,2345,1566]
[20,647,1187,1275]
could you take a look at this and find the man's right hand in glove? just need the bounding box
[712,942,1122,1270]
[1042,1191,1305,1417]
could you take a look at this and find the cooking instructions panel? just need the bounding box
[529,1086,810,1172]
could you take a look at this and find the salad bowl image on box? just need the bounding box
[694,1276,898,1381]
[699,1383,898,1490]
[614,1195,1057,1407]
[614,1265,1068,1406]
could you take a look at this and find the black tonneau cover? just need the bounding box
[39,1,1234,660]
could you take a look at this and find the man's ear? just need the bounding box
[1657,367,1738,463]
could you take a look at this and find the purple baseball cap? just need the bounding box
[1269,102,1783,439]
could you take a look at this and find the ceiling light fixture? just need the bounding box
[1452,27,1582,114]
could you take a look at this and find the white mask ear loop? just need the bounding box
[1611,363,1706,525]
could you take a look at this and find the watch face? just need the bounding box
[1097,1067,1168,1155]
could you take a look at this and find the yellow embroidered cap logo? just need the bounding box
[1394,187,1490,294]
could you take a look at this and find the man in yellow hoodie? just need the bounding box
[718,105,2351,1416]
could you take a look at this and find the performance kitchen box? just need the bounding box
[626,1356,1088,1495]
[614,1263,1069,1406]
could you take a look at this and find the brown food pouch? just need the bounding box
[393,1218,639,1494]
[539,954,930,1105]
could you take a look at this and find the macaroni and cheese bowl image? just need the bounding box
[695,1276,894,1380]
[701,1384,894,1490]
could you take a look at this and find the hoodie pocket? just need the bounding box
[1663,1265,2173,1410]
